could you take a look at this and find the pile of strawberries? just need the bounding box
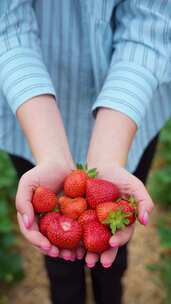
[32,165,137,254]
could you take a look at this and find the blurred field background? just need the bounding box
[0,120,171,304]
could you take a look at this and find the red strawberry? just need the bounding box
[32,187,58,213]
[96,202,118,223]
[78,209,98,226]
[117,200,136,225]
[47,215,82,249]
[64,164,97,198]
[83,221,111,253]
[86,178,120,209]
[39,212,60,237]
[104,199,136,234]
[58,196,87,219]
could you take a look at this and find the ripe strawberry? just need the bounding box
[64,164,97,198]
[117,200,136,225]
[32,187,58,213]
[58,196,87,219]
[47,215,82,249]
[39,212,60,236]
[104,199,136,234]
[83,221,111,253]
[78,209,98,226]
[86,178,120,209]
[96,202,118,223]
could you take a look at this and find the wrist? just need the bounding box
[87,108,136,170]
[87,153,127,169]
[87,159,124,174]
[38,155,75,172]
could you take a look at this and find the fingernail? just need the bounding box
[87,263,94,268]
[64,255,70,261]
[77,255,83,260]
[142,211,149,226]
[49,253,58,258]
[70,257,75,261]
[23,214,29,228]
[109,240,118,248]
[103,263,111,268]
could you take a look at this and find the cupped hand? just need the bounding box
[85,163,154,268]
[16,161,84,260]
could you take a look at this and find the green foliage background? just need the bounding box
[148,119,171,304]
[148,119,171,209]
[0,152,24,286]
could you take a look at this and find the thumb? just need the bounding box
[16,173,35,228]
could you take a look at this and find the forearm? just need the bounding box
[17,95,74,168]
[87,108,137,167]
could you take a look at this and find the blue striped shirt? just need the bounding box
[0,0,171,172]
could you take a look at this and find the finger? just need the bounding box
[100,247,118,268]
[85,252,99,268]
[16,173,36,228]
[70,250,76,261]
[60,249,73,261]
[132,180,154,225]
[109,225,135,248]
[47,246,59,258]
[76,246,85,260]
[17,212,52,250]
[36,245,58,258]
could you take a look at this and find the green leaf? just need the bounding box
[87,168,98,178]
[0,233,16,248]
[103,209,130,234]
[0,200,9,217]
[76,163,84,170]
[0,218,13,233]
[0,252,24,283]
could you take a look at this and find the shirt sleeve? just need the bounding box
[92,0,171,126]
[0,0,56,114]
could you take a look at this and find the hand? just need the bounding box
[85,163,154,268]
[16,161,84,260]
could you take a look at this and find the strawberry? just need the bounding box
[104,199,136,234]
[32,187,58,213]
[86,178,120,209]
[47,215,82,249]
[78,209,98,226]
[58,196,87,219]
[39,212,60,236]
[96,202,118,223]
[117,199,136,225]
[64,164,97,198]
[83,221,111,253]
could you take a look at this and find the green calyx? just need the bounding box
[116,195,138,219]
[76,163,98,178]
[103,207,131,235]
[127,195,138,218]
[38,207,59,218]
[53,207,59,212]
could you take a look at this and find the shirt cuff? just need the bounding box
[0,47,56,114]
[92,61,158,126]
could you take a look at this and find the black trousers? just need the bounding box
[9,135,158,304]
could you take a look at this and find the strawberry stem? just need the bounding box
[76,163,98,178]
